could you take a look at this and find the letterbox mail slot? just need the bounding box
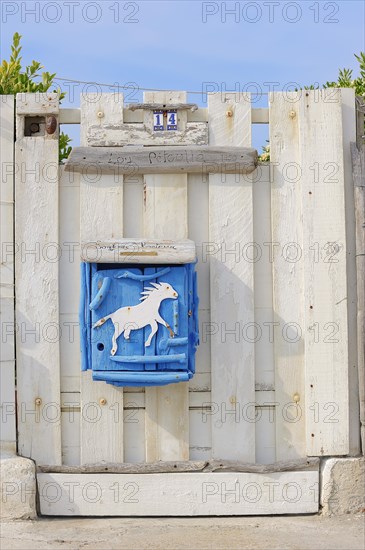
[80,240,199,387]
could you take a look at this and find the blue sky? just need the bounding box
[1,0,364,147]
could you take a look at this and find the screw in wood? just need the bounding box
[226,110,233,117]
[293,393,300,403]
[97,111,104,118]
[289,110,296,119]
[35,397,42,406]
[99,398,107,406]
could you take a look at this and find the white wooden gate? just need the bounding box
[0,88,360,515]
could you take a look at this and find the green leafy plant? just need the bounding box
[0,32,71,161]
[259,52,365,162]
[59,132,73,163]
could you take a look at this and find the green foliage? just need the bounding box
[259,52,365,162]
[0,32,71,161]
[59,132,73,164]
[258,141,270,163]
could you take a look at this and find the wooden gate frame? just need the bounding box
[0,88,360,515]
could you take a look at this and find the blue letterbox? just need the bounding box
[80,243,199,387]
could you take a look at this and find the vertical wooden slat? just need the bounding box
[269,92,306,460]
[143,91,189,461]
[80,93,124,464]
[340,88,360,455]
[59,165,81,465]
[15,93,61,464]
[0,95,16,453]
[252,163,276,464]
[352,141,365,455]
[208,92,255,461]
[300,89,349,456]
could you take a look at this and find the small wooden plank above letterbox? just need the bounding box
[81,238,197,264]
[65,146,258,175]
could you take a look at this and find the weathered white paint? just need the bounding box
[269,92,306,460]
[16,92,59,115]
[10,90,356,481]
[87,121,208,147]
[208,92,256,461]
[143,91,189,462]
[0,96,16,452]
[38,471,319,515]
[300,89,349,456]
[81,238,196,264]
[15,93,61,464]
[80,93,124,464]
[340,88,360,455]
[58,107,270,126]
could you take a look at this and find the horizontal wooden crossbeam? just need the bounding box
[66,145,258,175]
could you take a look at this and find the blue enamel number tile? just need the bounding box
[167,110,177,130]
[80,262,199,387]
[153,110,164,131]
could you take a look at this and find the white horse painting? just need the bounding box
[93,281,178,355]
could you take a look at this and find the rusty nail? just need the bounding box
[226,110,233,117]
[45,116,57,135]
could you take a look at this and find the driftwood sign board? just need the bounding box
[66,145,258,175]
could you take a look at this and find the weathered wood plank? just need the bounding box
[143,91,189,462]
[87,122,208,146]
[37,457,319,474]
[0,95,16,453]
[15,93,61,464]
[58,107,268,126]
[16,92,59,115]
[66,146,258,175]
[300,89,349,456]
[352,142,365,455]
[251,163,276,464]
[38,471,319,515]
[209,93,255,462]
[341,89,360,455]
[269,92,306,460]
[127,103,198,111]
[80,93,124,464]
[80,238,196,263]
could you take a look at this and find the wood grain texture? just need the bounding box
[38,471,319,515]
[16,92,59,115]
[269,92,306,460]
[127,103,198,111]
[15,93,61,464]
[66,146,258,175]
[37,457,319,474]
[352,142,365,455]
[80,238,196,264]
[340,89,360,455]
[0,95,16,452]
[57,107,268,126]
[300,89,349,456]
[143,91,189,462]
[208,93,255,462]
[80,93,124,464]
